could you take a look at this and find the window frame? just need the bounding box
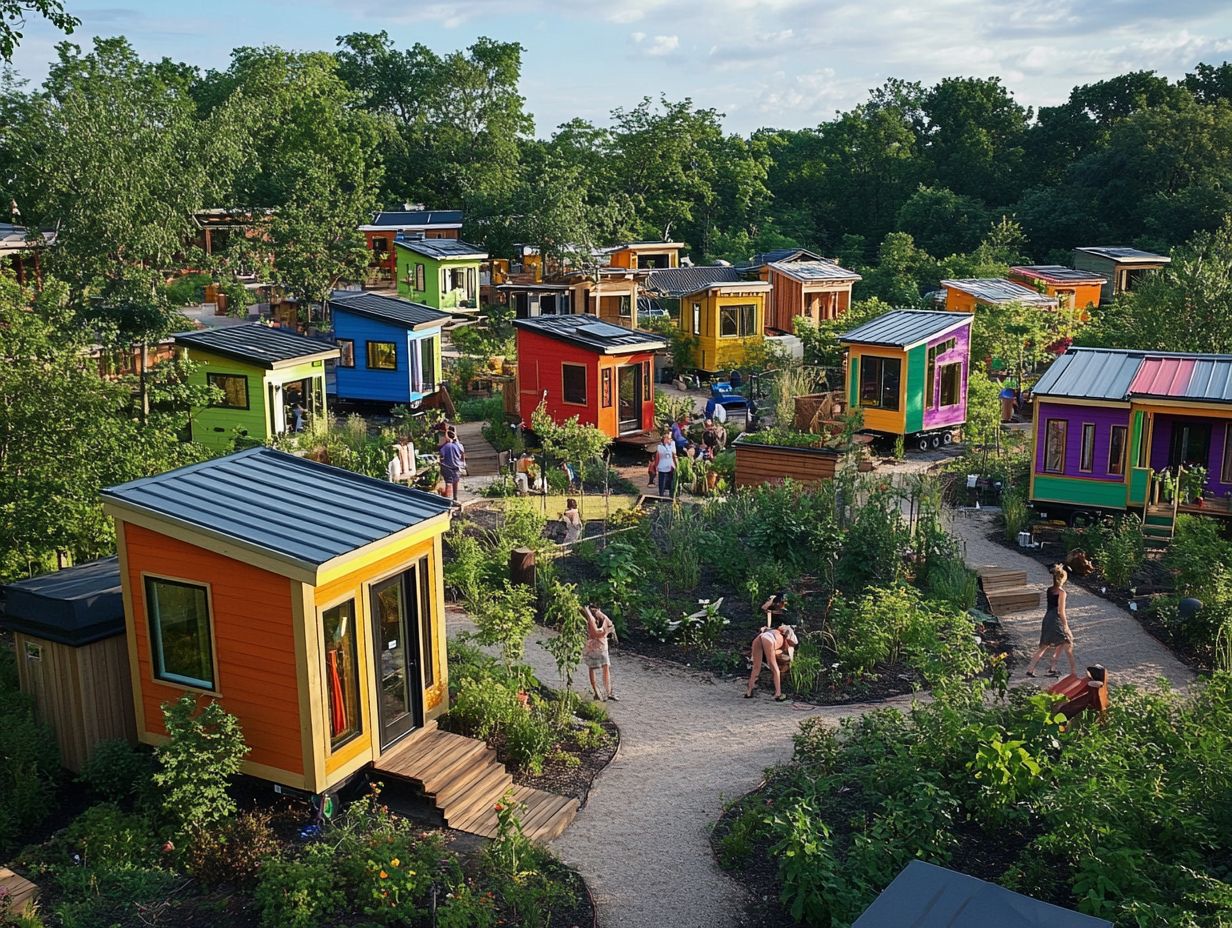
[414,263,426,292]
[1079,422,1096,473]
[417,556,435,690]
[417,335,437,392]
[858,355,902,411]
[1044,419,1067,474]
[618,295,631,318]
[719,303,758,338]
[206,372,250,410]
[692,302,701,336]
[337,339,355,369]
[562,362,588,406]
[143,574,218,693]
[1109,424,1128,477]
[938,361,962,408]
[366,341,398,371]
[601,367,613,408]
[320,596,362,752]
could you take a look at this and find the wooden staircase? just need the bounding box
[1143,503,1178,546]
[978,567,1041,617]
[451,420,501,477]
[373,723,578,842]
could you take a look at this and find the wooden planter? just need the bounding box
[733,434,841,489]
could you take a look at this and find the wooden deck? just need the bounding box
[978,567,1041,617]
[373,724,578,842]
[0,867,38,916]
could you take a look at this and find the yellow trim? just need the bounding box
[136,730,308,790]
[139,570,223,698]
[314,514,450,587]
[115,520,146,742]
[1108,423,1129,477]
[291,580,326,793]
[1132,400,1232,419]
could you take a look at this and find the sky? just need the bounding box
[7,0,1232,136]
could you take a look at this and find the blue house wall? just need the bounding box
[333,310,420,403]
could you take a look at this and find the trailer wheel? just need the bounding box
[942,430,954,445]
[917,435,930,452]
[930,433,942,449]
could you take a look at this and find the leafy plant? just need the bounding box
[153,695,249,836]
[184,808,279,887]
[472,581,537,669]
[79,740,154,800]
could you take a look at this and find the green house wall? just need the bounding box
[395,248,481,310]
[1031,474,1128,510]
[904,344,926,435]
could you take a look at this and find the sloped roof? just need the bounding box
[365,210,463,229]
[394,238,488,261]
[941,278,1059,307]
[1032,348,1148,401]
[746,247,824,267]
[1074,246,1170,264]
[328,291,451,330]
[513,314,666,355]
[770,260,862,283]
[840,310,971,349]
[643,265,747,297]
[174,323,339,369]
[1130,354,1232,403]
[0,222,55,253]
[1010,265,1106,285]
[102,448,454,578]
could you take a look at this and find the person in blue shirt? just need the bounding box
[438,428,465,502]
[671,415,689,453]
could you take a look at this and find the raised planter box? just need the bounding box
[732,433,842,489]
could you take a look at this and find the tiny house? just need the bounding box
[1007,265,1105,319]
[395,239,487,311]
[760,260,861,334]
[175,324,339,452]
[328,292,450,406]
[360,209,462,279]
[840,310,973,450]
[565,268,641,328]
[101,448,455,795]
[940,278,1059,313]
[1071,246,1170,304]
[513,314,665,438]
[1029,347,1232,524]
[597,240,684,270]
[643,267,771,373]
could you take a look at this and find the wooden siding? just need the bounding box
[942,286,980,312]
[14,632,135,773]
[733,439,839,488]
[681,290,766,373]
[766,269,853,333]
[121,522,304,779]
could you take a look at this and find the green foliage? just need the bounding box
[643,315,697,372]
[254,845,346,928]
[1098,514,1146,590]
[0,690,60,853]
[472,581,537,669]
[183,809,280,887]
[0,0,78,61]
[164,272,212,306]
[456,396,505,423]
[79,740,154,800]
[1001,486,1030,542]
[539,579,587,708]
[153,695,249,836]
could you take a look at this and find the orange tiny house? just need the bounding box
[939,278,1059,313]
[101,449,454,795]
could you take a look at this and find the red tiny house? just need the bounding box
[514,315,665,439]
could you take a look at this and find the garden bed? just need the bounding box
[732,432,841,489]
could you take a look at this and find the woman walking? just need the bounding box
[1025,564,1077,678]
[561,498,583,544]
[582,603,619,701]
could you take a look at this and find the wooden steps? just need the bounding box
[452,421,501,477]
[978,566,1041,617]
[1143,505,1177,545]
[0,867,38,916]
[372,727,578,842]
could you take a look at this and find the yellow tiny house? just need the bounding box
[679,281,772,373]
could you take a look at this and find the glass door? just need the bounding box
[370,569,423,750]
[618,364,641,434]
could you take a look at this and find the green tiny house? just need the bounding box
[175,324,339,451]
[394,239,488,311]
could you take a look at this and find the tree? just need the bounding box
[895,186,991,257]
[154,695,248,836]
[857,233,937,306]
[0,0,77,61]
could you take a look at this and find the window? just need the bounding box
[1136,413,1149,468]
[322,599,361,750]
[619,295,631,317]
[1222,426,1232,485]
[145,577,214,690]
[1044,419,1067,474]
[642,361,651,400]
[858,356,901,410]
[1079,423,1096,473]
[367,341,397,371]
[1169,421,1211,469]
[719,304,757,338]
[562,363,587,404]
[692,302,701,336]
[938,362,962,407]
[414,263,425,292]
[418,558,434,689]
[1109,425,1128,477]
[206,373,249,409]
[602,368,613,408]
[926,339,957,407]
[417,336,437,391]
[337,339,355,369]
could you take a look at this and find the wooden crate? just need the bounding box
[733,436,840,489]
[985,589,1041,616]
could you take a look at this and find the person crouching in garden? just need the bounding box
[745,623,797,702]
[1025,564,1077,678]
[582,603,619,701]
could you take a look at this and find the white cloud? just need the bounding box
[642,34,679,57]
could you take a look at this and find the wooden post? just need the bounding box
[509,547,536,589]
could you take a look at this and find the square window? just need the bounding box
[206,373,249,409]
[367,341,398,371]
[858,356,901,411]
[145,577,214,690]
[938,362,961,407]
[337,339,355,369]
[562,363,587,405]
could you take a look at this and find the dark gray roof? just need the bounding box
[1031,348,1147,401]
[102,448,454,577]
[368,210,462,227]
[770,260,861,282]
[514,314,666,354]
[840,310,971,349]
[174,324,339,369]
[0,558,124,646]
[1074,246,1170,264]
[1010,265,1105,284]
[643,266,747,297]
[941,278,1058,306]
[853,861,1111,928]
[394,238,487,261]
[329,291,450,330]
[746,247,823,267]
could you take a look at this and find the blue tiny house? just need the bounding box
[329,292,451,405]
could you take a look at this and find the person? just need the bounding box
[654,430,677,497]
[704,395,728,426]
[290,402,305,433]
[515,451,538,496]
[438,428,464,502]
[702,419,720,459]
[671,415,689,453]
[745,623,798,701]
[561,460,580,492]
[761,591,788,627]
[582,603,619,700]
[434,420,452,451]
[561,498,583,544]
[1025,565,1077,678]
[386,437,417,485]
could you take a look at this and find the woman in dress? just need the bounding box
[1025,564,1077,678]
[745,623,798,701]
[582,603,619,701]
[561,498,583,544]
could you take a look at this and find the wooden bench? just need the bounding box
[0,867,38,917]
[977,567,1028,591]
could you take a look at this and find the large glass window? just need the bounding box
[206,373,249,409]
[1044,419,1067,474]
[858,356,901,411]
[418,336,437,391]
[719,304,757,338]
[1109,425,1128,477]
[323,600,361,750]
[938,363,962,407]
[562,363,587,404]
[145,577,214,690]
[337,339,355,369]
[1080,423,1096,473]
[367,341,398,371]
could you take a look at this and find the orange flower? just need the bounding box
[494,802,504,812]
[379,870,389,880]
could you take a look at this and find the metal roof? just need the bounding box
[328,291,451,330]
[1010,265,1106,285]
[365,210,463,228]
[0,558,124,646]
[840,310,971,349]
[643,265,746,297]
[769,260,862,283]
[1035,347,1232,403]
[1074,246,1170,264]
[102,448,454,577]
[596,240,684,253]
[394,238,487,261]
[1130,354,1232,403]
[513,314,666,355]
[941,278,1059,307]
[745,247,824,267]
[1032,348,1148,401]
[174,324,339,369]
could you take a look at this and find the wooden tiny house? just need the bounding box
[175,324,338,452]
[395,239,487,311]
[1007,265,1104,320]
[0,558,136,772]
[840,310,973,450]
[101,449,456,795]
[940,278,1059,313]
[565,268,641,328]
[360,209,462,280]
[513,315,665,439]
[1071,246,1171,304]
[598,240,684,270]
[759,259,860,334]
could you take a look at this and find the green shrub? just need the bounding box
[183,809,280,887]
[455,396,503,423]
[0,692,59,852]
[449,675,521,741]
[575,700,608,723]
[924,556,979,612]
[164,273,211,306]
[504,709,555,775]
[436,882,498,928]
[79,740,154,799]
[572,720,608,751]
[153,695,248,836]
[1099,514,1145,590]
[1001,487,1030,542]
[254,844,345,928]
